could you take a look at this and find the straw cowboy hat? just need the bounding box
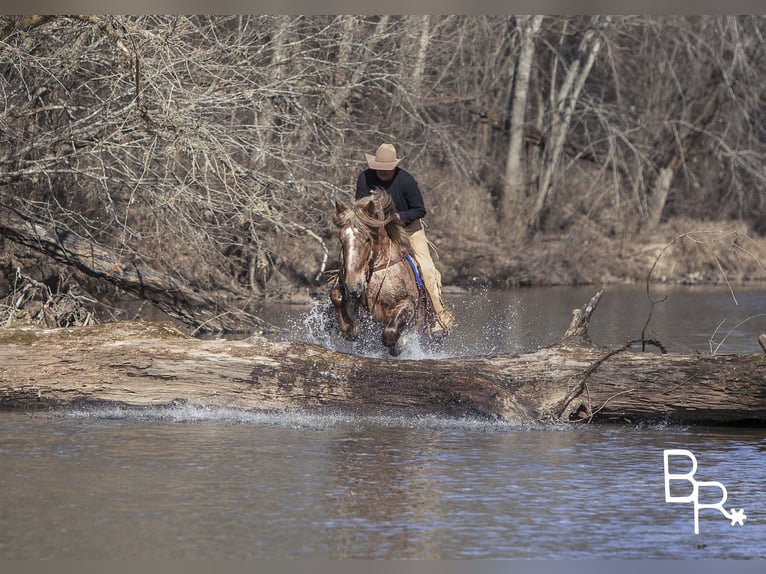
[365,143,404,170]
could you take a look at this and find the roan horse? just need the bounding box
[330,191,437,356]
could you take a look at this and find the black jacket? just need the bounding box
[355,168,426,226]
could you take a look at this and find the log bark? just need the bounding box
[0,203,265,334]
[1,291,765,425]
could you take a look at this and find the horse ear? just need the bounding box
[335,201,347,215]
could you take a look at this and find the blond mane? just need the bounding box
[334,190,412,253]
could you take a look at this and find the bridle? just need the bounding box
[340,220,407,304]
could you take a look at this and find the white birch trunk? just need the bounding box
[412,15,431,92]
[502,15,543,228]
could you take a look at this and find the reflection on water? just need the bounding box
[0,409,764,559]
[2,285,765,559]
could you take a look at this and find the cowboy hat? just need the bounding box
[365,143,403,170]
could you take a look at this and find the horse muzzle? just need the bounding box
[346,278,367,299]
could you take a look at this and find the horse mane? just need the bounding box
[334,190,412,253]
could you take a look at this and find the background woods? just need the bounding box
[2,15,766,331]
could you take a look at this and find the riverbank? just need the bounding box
[436,216,766,289]
[270,216,765,307]
[2,215,764,326]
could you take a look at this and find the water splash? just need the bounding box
[293,299,388,358]
[53,403,540,431]
[285,292,526,359]
[60,403,359,429]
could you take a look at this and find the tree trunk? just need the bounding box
[2,291,765,425]
[646,66,727,229]
[0,203,265,334]
[502,15,543,230]
[648,166,675,227]
[328,15,390,120]
[411,15,431,92]
[531,16,607,233]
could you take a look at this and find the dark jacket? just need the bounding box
[355,168,426,226]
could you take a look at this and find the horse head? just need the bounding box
[334,199,379,298]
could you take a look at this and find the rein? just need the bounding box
[367,249,407,308]
[371,254,405,274]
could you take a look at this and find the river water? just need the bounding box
[1,284,765,559]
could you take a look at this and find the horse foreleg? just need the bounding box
[382,303,415,356]
[330,286,359,340]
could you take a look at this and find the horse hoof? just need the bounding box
[388,347,401,357]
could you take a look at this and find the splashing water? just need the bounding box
[283,290,525,359]
[54,403,538,431]
[283,299,432,359]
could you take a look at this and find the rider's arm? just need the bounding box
[397,173,427,225]
[355,171,371,200]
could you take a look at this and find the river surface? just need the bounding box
[1,284,765,559]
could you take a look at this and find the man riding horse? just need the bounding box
[355,143,454,337]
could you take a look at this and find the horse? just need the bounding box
[330,191,436,356]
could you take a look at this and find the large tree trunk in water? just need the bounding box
[0,203,265,334]
[1,291,765,425]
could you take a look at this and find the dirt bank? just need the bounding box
[436,217,766,289]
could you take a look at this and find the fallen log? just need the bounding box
[1,291,765,425]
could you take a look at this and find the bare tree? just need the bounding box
[502,15,543,233]
[2,14,766,325]
[0,17,389,303]
[583,16,766,230]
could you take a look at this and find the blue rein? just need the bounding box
[405,254,424,290]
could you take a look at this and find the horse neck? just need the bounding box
[372,226,402,267]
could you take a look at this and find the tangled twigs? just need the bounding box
[0,268,98,328]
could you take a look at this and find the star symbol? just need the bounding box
[729,508,746,527]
